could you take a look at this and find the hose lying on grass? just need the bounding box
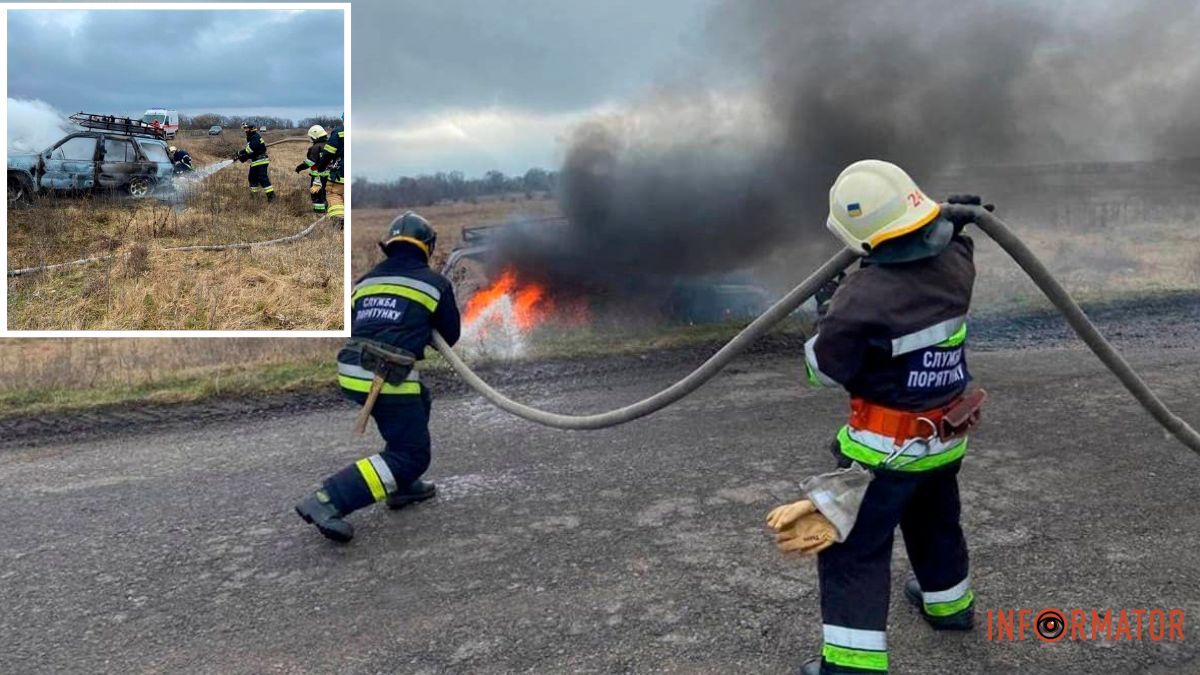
[7,138,320,278]
[432,205,1200,456]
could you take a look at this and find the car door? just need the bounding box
[133,139,175,180]
[98,136,138,190]
[40,135,99,190]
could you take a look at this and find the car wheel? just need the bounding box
[8,175,30,206]
[127,176,155,198]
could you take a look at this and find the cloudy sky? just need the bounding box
[352,0,720,179]
[7,8,343,122]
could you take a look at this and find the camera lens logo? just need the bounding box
[1036,608,1066,642]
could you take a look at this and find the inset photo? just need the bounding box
[5,4,347,332]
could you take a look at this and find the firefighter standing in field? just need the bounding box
[295,212,460,543]
[312,116,344,223]
[295,125,329,213]
[767,160,989,675]
[234,122,274,202]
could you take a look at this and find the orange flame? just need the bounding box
[458,266,590,336]
[463,267,550,332]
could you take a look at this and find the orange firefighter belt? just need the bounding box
[849,388,989,445]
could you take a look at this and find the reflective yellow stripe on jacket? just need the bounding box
[351,275,442,313]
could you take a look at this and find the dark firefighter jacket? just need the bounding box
[336,246,461,396]
[299,140,328,177]
[172,149,193,167]
[805,235,975,412]
[314,126,344,183]
[237,131,269,165]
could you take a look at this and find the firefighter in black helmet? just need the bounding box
[295,212,461,543]
[234,122,274,202]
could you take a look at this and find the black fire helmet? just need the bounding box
[380,211,437,260]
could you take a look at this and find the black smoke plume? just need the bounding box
[499,0,1200,297]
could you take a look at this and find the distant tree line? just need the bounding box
[352,168,558,207]
[179,114,343,131]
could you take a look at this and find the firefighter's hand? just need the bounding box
[944,195,995,233]
[815,272,844,316]
[946,194,995,212]
[766,499,837,555]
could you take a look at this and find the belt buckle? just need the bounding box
[881,416,938,468]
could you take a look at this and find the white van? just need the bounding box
[141,108,180,139]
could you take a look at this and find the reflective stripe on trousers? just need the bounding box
[822,625,887,672]
[921,576,974,616]
[355,454,398,501]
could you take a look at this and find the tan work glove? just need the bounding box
[309,182,323,195]
[766,499,837,555]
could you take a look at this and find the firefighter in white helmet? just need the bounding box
[767,160,991,675]
[168,145,194,174]
[295,125,330,213]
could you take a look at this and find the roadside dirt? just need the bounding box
[3,291,1195,450]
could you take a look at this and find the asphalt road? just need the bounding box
[2,345,1199,674]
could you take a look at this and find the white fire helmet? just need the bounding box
[169,146,177,154]
[307,125,328,141]
[827,160,941,255]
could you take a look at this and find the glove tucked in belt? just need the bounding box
[766,463,874,556]
[767,499,838,555]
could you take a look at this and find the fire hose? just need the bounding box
[431,204,1200,456]
[7,137,318,278]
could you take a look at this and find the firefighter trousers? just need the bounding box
[322,387,433,514]
[309,172,327,212]
[248,162,274,197]
[816,442,971,674]
[327,179,344,218]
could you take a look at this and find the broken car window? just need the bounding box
[103,138,134,163]
[136,141,169,163]
[53,136,98,161]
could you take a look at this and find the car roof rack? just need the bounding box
[69,112,166,140]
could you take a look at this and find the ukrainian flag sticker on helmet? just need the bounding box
[847,202,863,217]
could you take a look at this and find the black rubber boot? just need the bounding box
[385,479,437,510]
[295,489,354,543]
[904,577,974,630]
[797,657,867,675]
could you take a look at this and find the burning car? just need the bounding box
[443,218,773,339]
[8,113,174,205]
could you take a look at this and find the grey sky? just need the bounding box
[352,0,720,179]
[7,8,343,122]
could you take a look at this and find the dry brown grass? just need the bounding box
[971,219,1200,309]
[352,198,560,278]
[5,184,1198,417]
[0,336,336,392]
[7,133,343,330]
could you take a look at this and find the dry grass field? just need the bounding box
[0,336,339,415]
[351,198,560,278]
[3,168,1198,418]
[7,132,343,330]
